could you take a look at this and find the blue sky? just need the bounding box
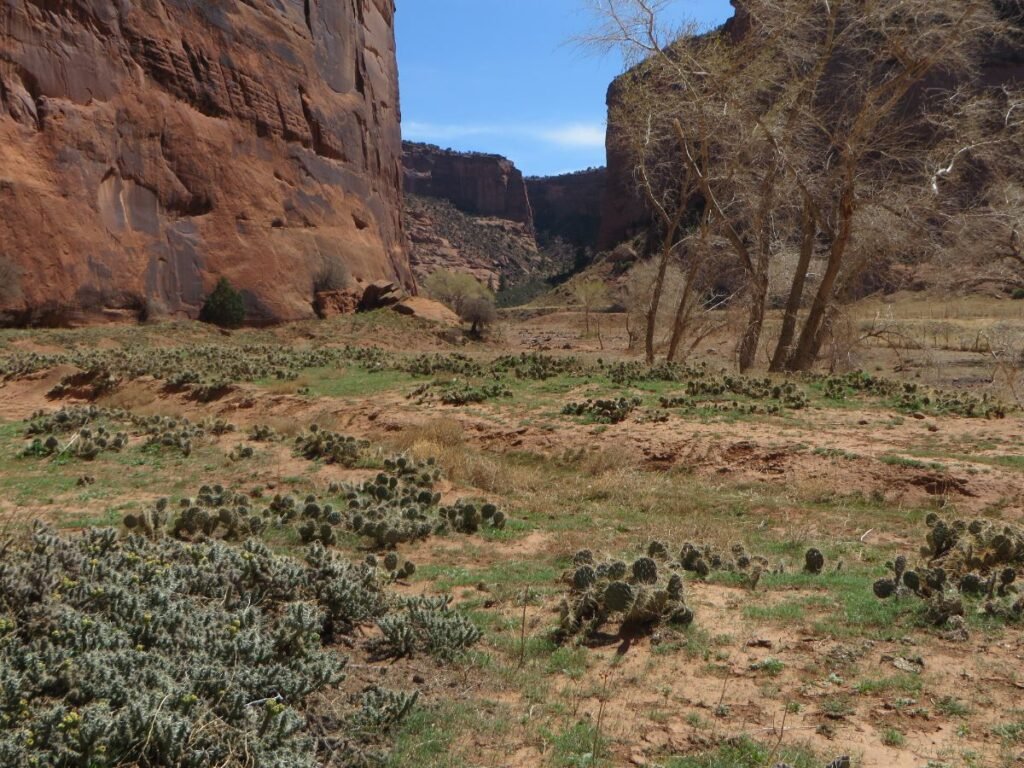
[395,1,735,177]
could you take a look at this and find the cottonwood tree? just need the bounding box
[930,85,1024,295]
[599,12,722,363]
[587,0,1007,371]
[460,296,498,338]
[572,279,609,334]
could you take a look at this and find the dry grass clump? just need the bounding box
[96,381,162,412]
[260,374,314,396]
[580,445,637,477]
[387,419,540,497]
[391,418,466,452]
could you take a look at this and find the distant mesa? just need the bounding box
[400,143,604,291]
[402,141,534,228]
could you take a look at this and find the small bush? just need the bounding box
[1012,287,1024,300]
[0,525,431,766]
[423,270,492,314]
[313,257,351,293]
[199,277,245,328]
[459,297,497,337]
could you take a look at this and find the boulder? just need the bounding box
[313,290,361,319]
[391,297,460,325]
[359,280,407,311]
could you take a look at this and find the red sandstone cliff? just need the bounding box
[527,169,605,249]
[0,0,412,324]
[402,142,533,228]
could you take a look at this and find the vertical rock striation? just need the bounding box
[0,0,412,324]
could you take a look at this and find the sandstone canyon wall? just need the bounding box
[527,169,605,249]
[0,0,413,324]
[403,141,533,227]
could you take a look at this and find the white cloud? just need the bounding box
[403,120,606,149]
[537,124,606,148]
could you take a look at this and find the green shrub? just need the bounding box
[423,270,492,314]
[199,277,245,328]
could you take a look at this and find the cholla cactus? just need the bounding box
[373,596,481,661]
[0,524,473,766]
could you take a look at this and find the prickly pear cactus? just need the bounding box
[632,556,659,584]
[557,549,694,641]
[804,548,825,575]
[871,515,1024,626]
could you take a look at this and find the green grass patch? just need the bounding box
[935,696,971,718]
[385,704,464,767]
[881,727,906,747]
[665,736,819,768]
[992,716,1024,745]
[880,454,946,471]
[855,674,923,697]
[750,657,785,677]
[276,366,419,399]
[546,646,590,679]
[543,720,608,767]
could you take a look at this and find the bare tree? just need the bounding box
[929,86,1024,294]
[573,279,609,334]
[586,0,1007,372]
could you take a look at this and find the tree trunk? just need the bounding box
[644,240,673,364]
[738,274,768,373]
[769,202,816,371]
[666,289,692,362]
[787,186,855,371]
[786,171,860,372]
[667,251,704,362]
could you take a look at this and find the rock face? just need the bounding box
[600,80,651,250]
[0,0,413,324]
[527,169,606,249]
[404,194,541,289]
[401,146,603,288]
[403,142,533,227]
